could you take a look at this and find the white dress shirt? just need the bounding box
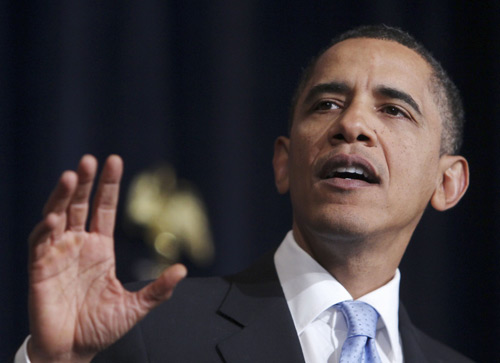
[14,336,30,363]
[274,230,403,363]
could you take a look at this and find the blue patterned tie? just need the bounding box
[336,301,382,363]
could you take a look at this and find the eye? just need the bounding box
[313,100,341,111]
[381,105,411,119]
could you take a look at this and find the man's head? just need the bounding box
[272,26,469,262]
[289,25,464,156]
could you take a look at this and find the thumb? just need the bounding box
[135,264,187,312]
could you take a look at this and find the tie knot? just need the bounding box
[336,300,379,339]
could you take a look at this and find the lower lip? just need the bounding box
[319,177,376,189]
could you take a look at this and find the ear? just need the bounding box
[430,155,469,211]
[272,136,290,194]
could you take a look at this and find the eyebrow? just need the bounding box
[375,86,422,115]
[303,81,351,105]
[302,82,422,116]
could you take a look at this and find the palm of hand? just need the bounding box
[27,155,186,363]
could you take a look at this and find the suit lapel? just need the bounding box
[216,252,305,363]
[216,254,435,363]
[399,303,430,363]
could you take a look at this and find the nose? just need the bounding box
[328,102,377,147]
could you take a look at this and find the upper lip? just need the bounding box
[316,153,380,184]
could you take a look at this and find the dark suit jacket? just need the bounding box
[93,252,474,362]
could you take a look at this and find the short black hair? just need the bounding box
[289,24,464,155]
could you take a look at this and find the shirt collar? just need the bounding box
[274,231,401,356]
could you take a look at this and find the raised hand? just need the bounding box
[27,155,187,363]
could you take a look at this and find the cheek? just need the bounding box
[391,144,440,204]
[380,127,440,193]
[290,129,324,168]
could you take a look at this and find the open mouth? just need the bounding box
[318,156,380,184]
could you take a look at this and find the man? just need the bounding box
[16,25,473,362]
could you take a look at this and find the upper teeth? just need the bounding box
[333,166,369,179]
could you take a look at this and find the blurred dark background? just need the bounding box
[1,1,499,361]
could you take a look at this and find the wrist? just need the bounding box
[28,338,93,363]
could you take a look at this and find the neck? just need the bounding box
[292,225,410,299]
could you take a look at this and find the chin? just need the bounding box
[298,208,377,243]
[319,219,373,242]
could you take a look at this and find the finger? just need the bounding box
[67,155,98,232]
[28,212,61,248]
[40,171,78,239]
[28,213,63,262]
[42,171,78,217]
[134,264,187,312]
[89,155,123,237]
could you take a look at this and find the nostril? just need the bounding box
[334,133,345,140]
[357,134,369,141]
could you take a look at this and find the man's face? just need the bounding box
[274,38,451,249]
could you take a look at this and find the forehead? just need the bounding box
[300,38,436,114]
[312,38,431,86]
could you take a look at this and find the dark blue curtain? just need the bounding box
[2,1,498,361]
